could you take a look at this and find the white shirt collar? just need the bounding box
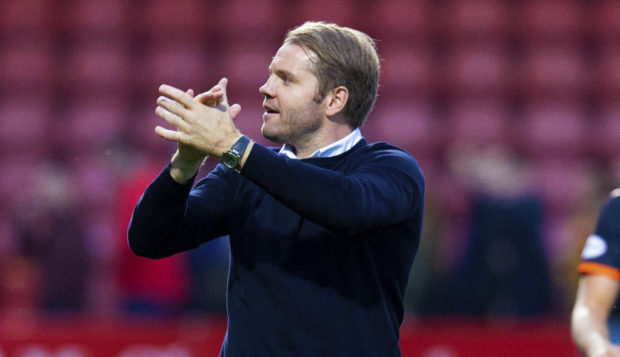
[279,128,363,159]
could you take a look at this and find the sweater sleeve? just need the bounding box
[240,143,424,235]
[128,164,232,259]
[578,194,620,277]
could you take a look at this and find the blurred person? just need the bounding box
[129,22,424,356]
[116,162,191,316]
[14,162,90,313]
[447,144,551,317]
[572,189,620,357]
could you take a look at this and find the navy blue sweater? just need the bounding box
[129,139,425,356]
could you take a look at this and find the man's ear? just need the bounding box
[325,86,349,117]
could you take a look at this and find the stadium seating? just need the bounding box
[0,0,58,37]
[517,100,588,159]
[446,99,511,149]
[0,39,56,94]
[0,95,53,156]
[514,0,583,46]
[366,0,430,44]
[62,95,128,154]
[0,0,616,326]
[64,0,129,41]
[379,44,434,100]
[63,41,132,95]
[441,0,509,44]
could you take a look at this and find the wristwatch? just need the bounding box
[221,135,251,170]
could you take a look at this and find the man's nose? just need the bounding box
[259,77,274,98]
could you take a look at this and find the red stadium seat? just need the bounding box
[447,99,511,148]
[219,0,282,44]
[593,46,620,103]
[440,0,509,44]
[366,99,438,157]
[379,45,434,100]
[138,0,216,42]
[445,45,510,99]
[220,43,273,99]
[531,158,591,214]
[71,159,117,209]
[289,0,361,29]
[61,95,127,154]
[136,42,217,96]
[128,103,179,160]
[517,46,586,100]
[513,0,583,45]
[593,105,620,161]
[366,0,430,44]
[590,0,620,44]
[0,95,53,155]
[65,0,129,41]
[0,0,58,37]
[516,101,587,159]
[0,40,55,93]
[62,41,131,95]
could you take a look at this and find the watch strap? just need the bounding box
[221,135,250,170]
[230,135,251,156]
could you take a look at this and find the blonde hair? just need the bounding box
[284,22,380,128]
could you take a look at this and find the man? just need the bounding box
[572,189,620,357]
[129,22,425,356]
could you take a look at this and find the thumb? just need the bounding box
[217,77,231,107]
[230,103,242,120]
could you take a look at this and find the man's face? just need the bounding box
[259,43,325,145]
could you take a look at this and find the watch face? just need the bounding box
[222,152,240,169]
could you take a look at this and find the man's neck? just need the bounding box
[283,127,361,159]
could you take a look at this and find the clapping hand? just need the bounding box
[155,78,242,160]
[155,78,243,182]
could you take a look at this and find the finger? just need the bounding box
[230,103,242,120]
[154,125,183,142]
[157,96,189,118]
[195,90,224,106]
[155,106,187,130]
[208,82,222,93]
[186,89,195,97]
[195,82,223,101]
[217,78,230,107]
[159,84,196,109]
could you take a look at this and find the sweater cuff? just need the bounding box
[148,163,196,198]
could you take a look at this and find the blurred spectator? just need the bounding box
[115,160,191,316]
[445,144,552,317]
[12,162,90,313]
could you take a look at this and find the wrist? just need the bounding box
[217,133,243,157]
[170,151,205,183]
[221,135,252,171]
[239,140,254,170]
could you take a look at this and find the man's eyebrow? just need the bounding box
[268,65,295,79]
[275,69,294,77]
